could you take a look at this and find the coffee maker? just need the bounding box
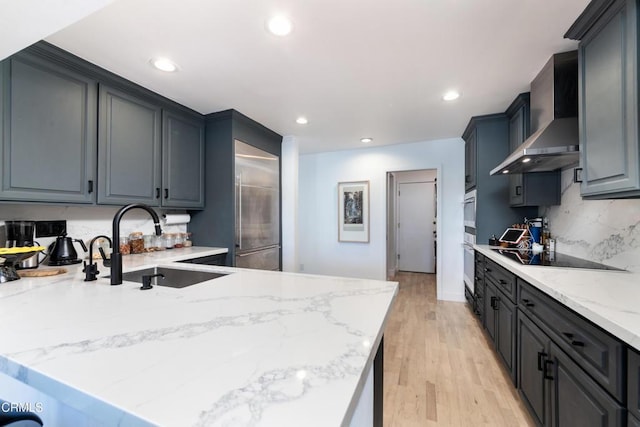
[4,221,40,269]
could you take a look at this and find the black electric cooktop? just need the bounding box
[490,248,623,271]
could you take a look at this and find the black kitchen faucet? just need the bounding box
[110,204,162,286]
[83,234,112,281]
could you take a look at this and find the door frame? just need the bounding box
[386,167,442,299]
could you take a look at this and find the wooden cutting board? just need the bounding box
[18,268,67,277]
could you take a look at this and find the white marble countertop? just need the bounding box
[0,247,398,426]
[475,245,640,351]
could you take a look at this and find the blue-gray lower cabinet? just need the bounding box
[0,51,97,203]
[550,340,625,427]
[629,349,640,421]
[484,277,516,385]
[630,415,640,427]
[566,0,640,198]
[518,311,625,427]
[161,109,205,209]
[98,84,162,206]
[518,312,549,426]
[518,277,626,426]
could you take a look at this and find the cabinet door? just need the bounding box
[518,311,549,426]
[475,273,485,327]
[162,110,205,208]
[98,85,161,205]
[465,128,477,191]
[580,0,640,197]
[0,53,96,203]
[549,342,625,427]
[484,282,497,344]
[496,291,516,383]
[629,349,640,420]
[508,104,525,205]
[509,174,525,206]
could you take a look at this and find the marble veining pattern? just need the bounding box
[541,168,640,272]
[475,245,640,351]
[0,247,397,426]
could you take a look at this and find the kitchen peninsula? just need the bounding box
[0,247,397,426]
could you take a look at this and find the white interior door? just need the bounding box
[397,181,435,273]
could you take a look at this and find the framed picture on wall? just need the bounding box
[338,181,370,243]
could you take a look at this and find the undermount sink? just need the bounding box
[118,266,229,289]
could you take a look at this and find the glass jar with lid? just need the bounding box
[162,233,175,249]
[143,235,156,252]
[129,231,144,254]
[174,233,185,249]
[183,232,192,247]
[154,235,166,251]
[119,236,130,255]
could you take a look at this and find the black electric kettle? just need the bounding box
[46,233,88,266]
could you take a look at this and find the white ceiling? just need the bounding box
[13,0,591,154]
[0,0,115,60]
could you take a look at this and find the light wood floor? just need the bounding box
[383,272,535,427]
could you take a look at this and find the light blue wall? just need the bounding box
[298,137,465,301]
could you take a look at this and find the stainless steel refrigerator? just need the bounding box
[234,140,280,270]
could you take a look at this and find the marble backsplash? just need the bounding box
[0,204,188,251]
[541,169,640,272]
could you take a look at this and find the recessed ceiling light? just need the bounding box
[267,15,293,36]
[522,158,531,163]
[442,90,460,101]
[150,57,178,72]
[361,137,373,143]
[502,170,509,174]
[296,117,308,125]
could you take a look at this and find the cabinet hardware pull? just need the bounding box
[491,296,499,310]
[516,185,522,196]
[543,359,554,380]
[521,298,535,308]
[88,180,93,194]
[499,279,507,285]
[537,352,547,371]
[571,340,585,347]
[485,268,491,272]
[562,332,574,339]
[156,188,160,199]
[164,188,169,199]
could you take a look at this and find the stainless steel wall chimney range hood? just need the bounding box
[491,51,579,176]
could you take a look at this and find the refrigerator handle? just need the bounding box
[236,173,242,250]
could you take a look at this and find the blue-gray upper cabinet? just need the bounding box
[98,84,162,206]
[161,109,205,209]
[0,51,97,203]
[566,0,640,198]
[462,114,537,243]
[508,94,529,206]
[507,93,561,207]
[464,128,477,191]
